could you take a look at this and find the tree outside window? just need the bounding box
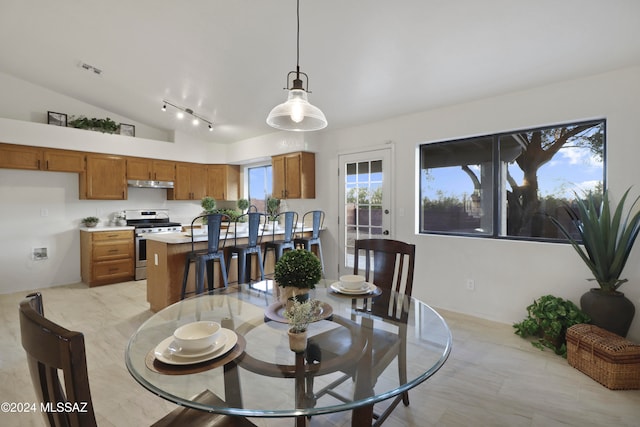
[419,119,605,241]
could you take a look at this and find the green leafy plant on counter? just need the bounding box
[237,198,250,213]
[513,295,590,357]
[201,196,217,214]
[266,197,280,221]
[68,116,119,134]
[81,216,99,227]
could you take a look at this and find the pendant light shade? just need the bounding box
[267,88,327,131]
[266,0,327,132]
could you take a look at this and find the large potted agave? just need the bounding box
[551,187,640,336]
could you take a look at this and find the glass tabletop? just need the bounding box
[125,280,451,418]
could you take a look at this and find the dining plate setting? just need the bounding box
[154,328,238,365]
[329,281,378,295]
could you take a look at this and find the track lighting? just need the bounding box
[161,100,213,130]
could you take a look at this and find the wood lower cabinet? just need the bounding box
[272,151,315,199]
[81,230,134,286]
[207,164,239,200]
[80,154,127,200]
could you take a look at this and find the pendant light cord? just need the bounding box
[296,0,300,75]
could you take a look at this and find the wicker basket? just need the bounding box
[566,324,640,390]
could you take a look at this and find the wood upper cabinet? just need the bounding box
[80,154,127,200]
[167,162,207,200]
[272,151,315,199]
[42,148,84,172]
[207,164,239,200]
[127,157,175,181]
[0,143,43,170]
[0,143,84,172]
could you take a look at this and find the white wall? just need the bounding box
[313,66,640,341]
[1,66,639,341]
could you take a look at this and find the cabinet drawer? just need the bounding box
[93,241,133,261]
[92,230,132,242]
[92,259,134,282]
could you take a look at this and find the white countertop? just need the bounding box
[80,225,135,232]
[146,227,288,245]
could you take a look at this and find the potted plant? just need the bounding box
[82,216,99,227]
[513,295,590,357]
[68,116,119,134]
[237,198,250,214]
[550,187,640,337]
[201,196,217,214]
[266,197,280,226]
[284,296,320,352]
[274,249,322,308]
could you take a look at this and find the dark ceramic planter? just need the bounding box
[580,288,635,337]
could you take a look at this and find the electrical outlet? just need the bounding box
[466,279,475,291]
[33,247,48,261]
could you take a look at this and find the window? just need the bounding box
[247,164,272,212]
[419,119,605,240]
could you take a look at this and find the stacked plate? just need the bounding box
[154,325,238,365]
[330,281,377,295]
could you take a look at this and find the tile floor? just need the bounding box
[1,280,639,426]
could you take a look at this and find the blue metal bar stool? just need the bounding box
[180,213,229,300]
[262,211,298,274]
[294,210,325,275]
[225,212,267,284]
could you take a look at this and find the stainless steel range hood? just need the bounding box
[127,179,174,189]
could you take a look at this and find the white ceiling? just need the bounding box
[1,0,639,144]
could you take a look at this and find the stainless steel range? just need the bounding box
[125,209,182,280]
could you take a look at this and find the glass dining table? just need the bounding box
[125,280,452,426]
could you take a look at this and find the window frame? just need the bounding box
[418,119,607,243]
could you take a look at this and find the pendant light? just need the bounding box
[266,0,327,132]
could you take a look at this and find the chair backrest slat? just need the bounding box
[19,292,97,427]
[190,213,229,253]
[353,239,416,322]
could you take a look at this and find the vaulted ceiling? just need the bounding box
[1,0,639,144]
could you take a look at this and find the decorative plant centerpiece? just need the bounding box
[68,116,119,134]
[274,249,322,309]
[513,295,590,357]
[82,216,99,227]
[284,296,320,352]
[550,187,640,336]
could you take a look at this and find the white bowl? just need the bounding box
[339,274,366,290]
[173,321,221,352]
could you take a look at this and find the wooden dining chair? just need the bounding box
[308,238,415,426]
[19,292,257,427]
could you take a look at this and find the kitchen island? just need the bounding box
[145,227,319,311]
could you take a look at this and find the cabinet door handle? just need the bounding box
[108,249,118,253]
[45,160,49,170]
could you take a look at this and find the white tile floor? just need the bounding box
[1,280,639,426]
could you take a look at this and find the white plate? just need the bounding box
[330,281,377,295]
[167,333,227,358]
[154,328,238,365]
